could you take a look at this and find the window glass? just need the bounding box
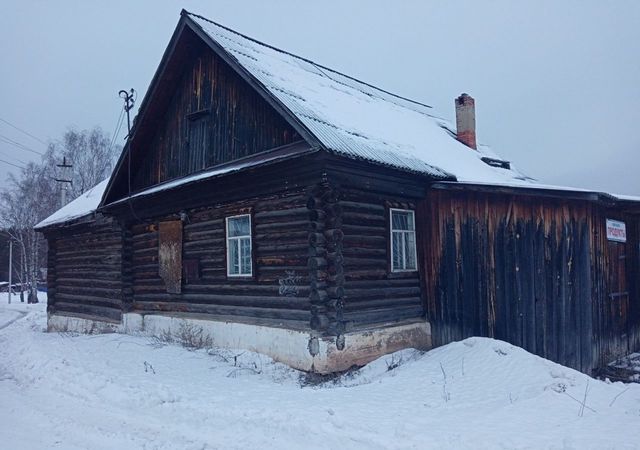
[405,232,417,270]
[228,215,250,237]
[240,238,252,274]
[392,232,403,270]
[392,211,410,231]
[229,239,240,275]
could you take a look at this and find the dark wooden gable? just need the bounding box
[103,21,304,204]
[132,40,301,191]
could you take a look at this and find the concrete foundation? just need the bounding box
[48,313,432,373]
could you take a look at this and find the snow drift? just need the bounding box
[1,298,639,449]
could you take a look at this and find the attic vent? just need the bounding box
[186,109,210,121]
[481,157,511,170]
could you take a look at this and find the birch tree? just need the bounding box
[0,126,121,303]
[0,162,56,302]
[44,127,116,199]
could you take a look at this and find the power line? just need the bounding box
[0,117,47,145]
[108,108,125,153]
[0,158,26,170]
[0,134,44,156]
[0,147,27,165]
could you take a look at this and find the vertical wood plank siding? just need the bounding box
[132,43,299,191]
[628,218,640,353]
[127,190,312,329]
[46,216,124,322]
[422,190,640,373]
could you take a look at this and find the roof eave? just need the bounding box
[34,211,97,233]
[99,141,319,212]
[430,181,638,206]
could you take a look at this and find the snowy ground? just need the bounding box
[1,296,640,449]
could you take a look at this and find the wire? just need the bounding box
[0,134,44,156]
[109,108,125,153]
[0,117,47,145]
[0,158,26,170]
[0,147,27,165]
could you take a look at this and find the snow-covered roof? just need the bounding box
[35,179,109,230]
[61,12,637,222]
[614,193,640,202]
[186,12,532,185]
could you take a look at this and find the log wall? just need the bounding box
[46,215,124,323]
[128,189,312,330]
[322,164,429,333]
[340,189,424,330]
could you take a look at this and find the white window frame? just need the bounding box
[226,214,252,277]
[390,208,417,273]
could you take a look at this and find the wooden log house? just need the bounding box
[36,10,640,374]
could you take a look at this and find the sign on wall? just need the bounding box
[606,219,627,243]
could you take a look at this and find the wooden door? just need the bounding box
[607,239,629,351]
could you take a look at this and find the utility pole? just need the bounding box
[119,88,138,220]
[118,88,136,136]
[8,240,12,304]
[55,157,73,207]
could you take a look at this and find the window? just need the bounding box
[226,215,252,276]
[390,209,417,272]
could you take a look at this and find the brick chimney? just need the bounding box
[455,93,477,150]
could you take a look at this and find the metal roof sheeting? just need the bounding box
[187,12,534,184]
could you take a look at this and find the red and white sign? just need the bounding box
[606,219,627,243]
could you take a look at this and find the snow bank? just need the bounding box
[35,179,108,229]
[1,298,639,449]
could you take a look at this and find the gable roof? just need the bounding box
[183,11,531,185]
[101,10,534,207]
[37,11,639,229]
[35,179,109,230]
[96,10,639,212]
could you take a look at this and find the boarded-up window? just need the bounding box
[158,220,183,293]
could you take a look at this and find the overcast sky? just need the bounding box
[0,0,638,195]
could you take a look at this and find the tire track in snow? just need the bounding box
[0,310,28,331]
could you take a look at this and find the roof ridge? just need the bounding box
[182,9,433,110]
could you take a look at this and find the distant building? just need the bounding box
[36,10,640,374]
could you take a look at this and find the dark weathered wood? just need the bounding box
[123,188,316,329]
[45,214,124,322]
[123,40,301,193]
[422,190,639,374]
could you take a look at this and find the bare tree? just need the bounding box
[0,162,57,302]
[44,127,118,203]
[0,126,121,303]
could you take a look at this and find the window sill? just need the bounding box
[389,270,418,279]
[226,275,254,281]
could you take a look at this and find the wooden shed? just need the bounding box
[36,10,640,374]
[422,184,640,374]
